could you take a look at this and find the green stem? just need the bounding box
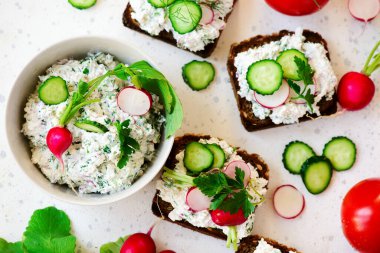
[226,226,238,251]
[59,98,74,126]
[162,167,195,186]
[363,41,380,76]
[84,72,111,99]
[64,99,101,123]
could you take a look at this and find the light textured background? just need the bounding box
[0,0,379,252]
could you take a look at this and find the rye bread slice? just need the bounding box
[123,1,237,58]
[227,30,338,132]
[237,235,300,253]
[152,134,269,240]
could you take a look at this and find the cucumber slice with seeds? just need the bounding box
[184,142,214,173]
[169,0,202,34]
[74,120,109,133]
[323,136,356,171]
[38,76,69,105]
[205,144,226,169]
[301,156,333,195]
[283,141,316,174]
[68,0,97,9]
[148,0,176,8]
[277,49,308,80]
[182,61,215,91]
[246,60,283,95]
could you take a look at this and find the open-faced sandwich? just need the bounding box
[227,28,338,131]
[123,0,237,57]
[22,52,182,194]
[237,235,300,253]
[152,134,269,250]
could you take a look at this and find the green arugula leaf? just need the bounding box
[23,206,76,253]
[100,236,129,253]
[0,239,23,253]
[128,61,167,81]
[115,120,140,169]
[193,173,228,197]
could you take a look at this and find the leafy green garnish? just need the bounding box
[82,67,89,75]
[23,206,76,253]
[114,120,140,169]
[288,56,315,111]
[100,236,129,253]
[0,239,23,253]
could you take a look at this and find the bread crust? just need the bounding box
[237,235,300,253]
[226,30,338,132]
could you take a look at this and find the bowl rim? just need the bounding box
[5,35,175,205]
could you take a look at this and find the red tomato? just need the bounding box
[210,209,247,226]
[341,178,380,253]
[265,0,329,16]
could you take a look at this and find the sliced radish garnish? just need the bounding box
[254,80,290,109]
[223,161,251,186]
[117,87,152,116]
[200,4,214,25]
[186,187,212,212]
[273,185,305,219]
[348,0,380,22]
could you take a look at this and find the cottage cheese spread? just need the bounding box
[234,28,337,124]
[254,239,296,253]
[22,53,164,194]
[129,0,234,52]
[156,137,268,240]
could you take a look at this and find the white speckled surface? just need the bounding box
[0,0,379,252]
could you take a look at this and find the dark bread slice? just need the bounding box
[237,235,300,253]
[152,134,269,240]
[227,30,338,132]
[123,1,237,58]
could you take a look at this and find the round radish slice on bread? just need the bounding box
[117,87,152,116]
[223,160,251,186]
[273,184,305,219]
[200,4,214,25]
[186,187,211,212]
[255,80,290,109]
[348,0,380,22]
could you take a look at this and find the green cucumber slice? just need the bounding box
[301,156,333,195]
[68,0,97,9]
[276,49,308,80]
[148,0,176,8]
[323,136,356,171]
[184,142,214,173]
[246,59,283,95]
[205,144,226,169]
[182,60,215,91]
[169,0,202,35]
[283,141,316,174]
[38,76,69,105]
[74,120,109,133]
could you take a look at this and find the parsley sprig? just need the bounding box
[114,120,140,169]
[288,56,315,111]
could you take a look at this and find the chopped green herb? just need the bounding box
[83,67,89,75]
[103,146,111,154]
[115,120,140,169]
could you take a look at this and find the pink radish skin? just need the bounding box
[117,87,152,116]
[46,126,73,170]
[348,0,380,22]
[273,184,305,219]
[186,187,212,212]
[120,226,156,253]
[200,4,214,25]
[223,161,251,186]
[159,250,176,253]
[254,80,290,109]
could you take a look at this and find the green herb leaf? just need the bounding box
[235,168,245,188]
[78,80,89,95]
[115,120,140,169]
[128,61,167,81]
[218,190,247,215]
[82,68,89,75]
[209,192,229,210]
[294,56,314,85]
[193,173,229,197]
[100,236,129,253]
[23,206,76,253]
[287,79,301,95]
[0,239,23,253]
[304,88,315,112]
[242,195,256,218]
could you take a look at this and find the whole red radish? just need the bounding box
[210,209,247,226]
[160,250,176,253]
[120,227,156,253]
[338,41,380,110]
[46,126,73,169]
[265,0,329,16]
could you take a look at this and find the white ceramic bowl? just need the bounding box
[5,37,174,205]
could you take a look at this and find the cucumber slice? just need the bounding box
[323,136,356,171]
[148,0,176,8]
[283,141,316,174]
[38,76,69,105]
[205,144,226,169]
[184,142,214,173]
[74,120,109,133]
[68,0,97,9]
[276,49,308,80]
[182,60,215,91]
[246,60,283,95]
[169,0,202,34]
[301,156,333,195]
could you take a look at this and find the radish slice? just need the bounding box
[200,4,214,25]
[117,87,152,116]
[186,187,212,212]
[348,0,380,22]
[223,161,251,186]
[273,185,305,219]
[254,80,290,109]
